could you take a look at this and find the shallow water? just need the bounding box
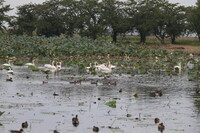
[0,66,200,133]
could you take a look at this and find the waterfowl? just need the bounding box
[53,130,60,133]
[86,63,92,72]
[149,92,156,97]
[6,75,13,82]
[98,65,112,73]
[158,123,165,133]
[91,80,98,86]
[72,115,79,127]
[3,60,12,67]
[174,62,181,72]
[93,126,99,132]
[53,92,59,96]
[22,121,28,128]
[154,118,160,124]
[44,60,55,68]
[56,61,62,71]
[25,59,35,66]
[186,61,194,69]
[9,129,23,133]
[155,90,163,97]
[107,61,116,70]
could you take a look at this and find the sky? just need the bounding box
[4,0,197,16]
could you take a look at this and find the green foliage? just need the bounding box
[3,66,11,70]
[0,111,4,117]
[126,114,132,117]
[14,60,24,66]
[106,100,116,108]
[133,92,139,98]
[28,65,39,71]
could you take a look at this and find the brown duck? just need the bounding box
[53,130,60,133]
[72,115,79,127]
[9,129,23,133]
[93,126,99,132]
[154,118,160,124]
[158,123,165,133]
[22,121,28,128]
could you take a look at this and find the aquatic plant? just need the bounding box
[106,100,116,108]
[0,111,4,116]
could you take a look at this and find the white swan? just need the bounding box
[86,63,92,72]
[25,59,35,66]
[44,60,55,69]
[56,61,62,71]
[7,67,14,75]
[94,62,112,73]
[3,60,12,67]
[186,61,194,69]
[174,62,181,71]
[107,61,116,70]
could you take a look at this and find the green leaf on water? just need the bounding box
[106,100,116,108]
[28,65,39,71]
[133,92,139,98]
[0,111,5,117]
[3,66,11,70]
[126,114,132,117]
[78,102,84,106]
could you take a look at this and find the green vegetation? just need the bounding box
[106,100,116,108]
[0,111,4,117]
[0,0,199,44]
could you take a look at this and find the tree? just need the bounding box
[16,4,37,35]
[79,0,105,40]
[134,0,158,44]
[34,0,66,37]
[0,0,12,30]
[165,4,186,44]
[101,0,130,43]
[187,0,200,41]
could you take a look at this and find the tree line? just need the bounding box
[0,0,200,44]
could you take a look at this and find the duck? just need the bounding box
[158,123,165,133]
[22,121,28,128]
[154,118,160,124]
[53,130,60,133]
[3,60,12,67]
[9,129,23,133]
[149,92,156,97]
[155,90,163,97]
[7,67,14,75]
[25,59,35,66]
[72,115,79,127]
[91,80,98,86]
[93,126,99,132]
